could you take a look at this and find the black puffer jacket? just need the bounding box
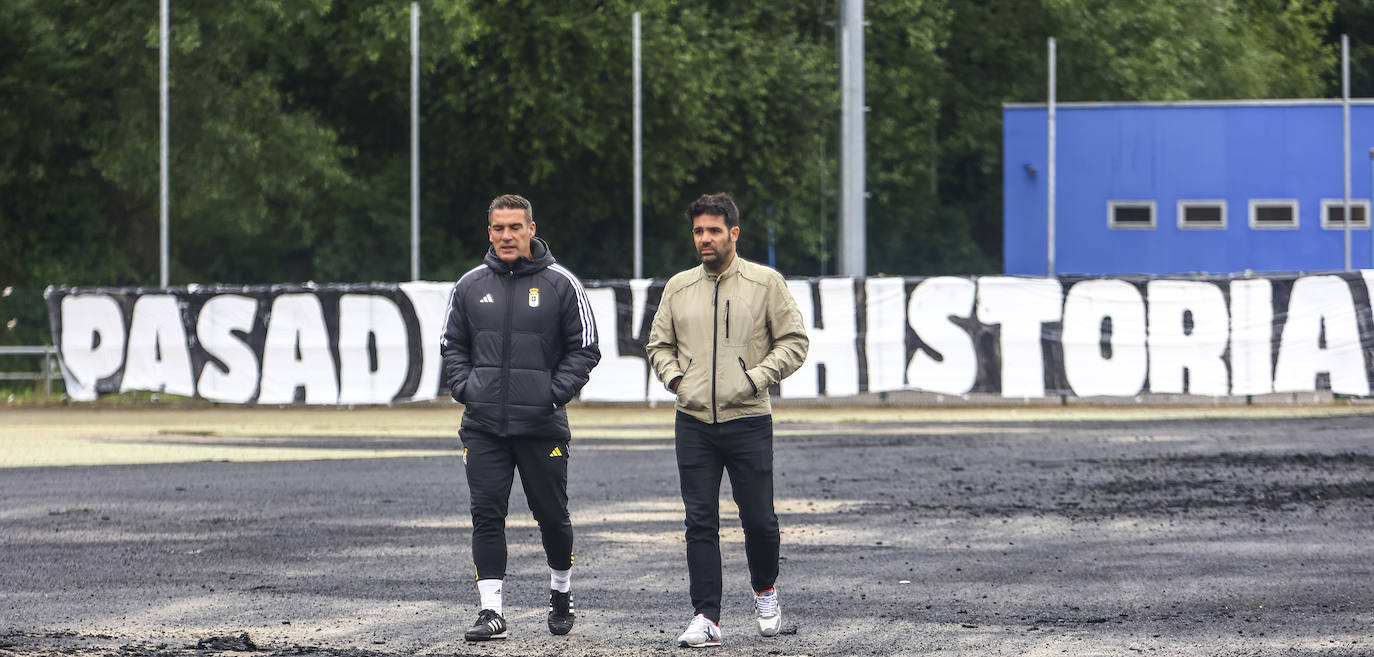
[440,237,601,438]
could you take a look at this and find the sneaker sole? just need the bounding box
[548,620,574,636]
[678,639,721,648]
[464,633,507,641]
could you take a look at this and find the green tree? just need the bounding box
[420,1,836,281]
[0,0,1350,355]
[877,0,1338,276]
[1327,0,1374,97]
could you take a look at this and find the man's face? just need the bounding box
[489,208,535,263]
[692,213,738,271]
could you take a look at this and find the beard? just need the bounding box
[699,242,733,267]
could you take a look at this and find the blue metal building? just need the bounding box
[1003,100,1374,275]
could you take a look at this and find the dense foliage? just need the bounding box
[1,0,1364,347]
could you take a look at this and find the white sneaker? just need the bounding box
[676,613,722,648]
[754,587,782,637]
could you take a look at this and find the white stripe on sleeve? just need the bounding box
[548,264,597,348]
[439,264,488,348]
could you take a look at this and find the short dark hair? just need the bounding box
[686,193,739,229]
[488,194,533,223]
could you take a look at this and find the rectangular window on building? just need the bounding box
[1177,200,1226,230]
[1248,200,1298,229]
[1320,200,1370,229]
[1108,201,1156,229]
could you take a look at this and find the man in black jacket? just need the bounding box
[441,194,601,641]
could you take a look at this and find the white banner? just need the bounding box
[46,271,1374,403]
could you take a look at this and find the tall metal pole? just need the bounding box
[813,136,824,274]
[1047,37,1057,278]
[1343,34,1351,272]
[839,0,866,278]
[159,0,169,288]
[411,3,421,281]
[633,12,643,279]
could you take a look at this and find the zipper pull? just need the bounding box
[725,300,730,338]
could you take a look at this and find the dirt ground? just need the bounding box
[1,403,1372,656]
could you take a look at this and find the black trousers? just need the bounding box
[461,429,572,580]
[675,411,779,623]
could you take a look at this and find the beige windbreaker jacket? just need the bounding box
[646,255,809,424]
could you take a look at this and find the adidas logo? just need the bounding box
[549,446,564,457]
[478,293,494,303]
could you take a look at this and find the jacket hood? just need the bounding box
[484,236,556,275]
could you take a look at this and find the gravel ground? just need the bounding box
[1,406,1372,656]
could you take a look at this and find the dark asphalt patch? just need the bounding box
[3,413,1373,656]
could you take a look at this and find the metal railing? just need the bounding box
[0,346,59,396]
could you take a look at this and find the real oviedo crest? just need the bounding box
[528,287,540,308]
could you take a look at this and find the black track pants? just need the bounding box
[462,430,572,580]
[674,411,779,623]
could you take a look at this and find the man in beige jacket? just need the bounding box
[646,192,809,648]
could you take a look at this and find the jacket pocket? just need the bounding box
[721,300,755,347]
[738,357,759,396]
[509,368,556,415]
[450,380,467,403]
[677,357,709,411]
[720,354,760,406]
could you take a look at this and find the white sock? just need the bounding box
[478,579,503,615]
[550,567,571,593]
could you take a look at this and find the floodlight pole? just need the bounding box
[633,12,643,279]
[411,2,421,281]
[159,0,169,288]
[1047,37,1057,278]
[839,0,866,278]
[1343,34,1352,272]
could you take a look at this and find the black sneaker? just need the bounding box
[548,590,575,635]
[464,608,507,641]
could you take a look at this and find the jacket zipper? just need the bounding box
[499,270,515,434]
[724,300,730,339]
[711,278,720,424]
